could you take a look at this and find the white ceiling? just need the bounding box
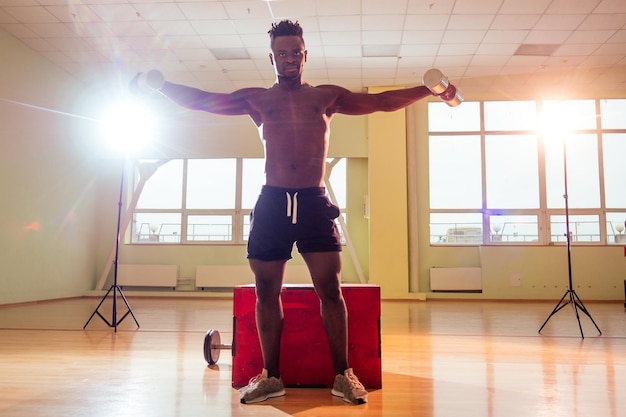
[0,0,625,95]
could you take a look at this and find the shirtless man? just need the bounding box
[135,20,456,405]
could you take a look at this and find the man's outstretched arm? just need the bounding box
[159,82,265,116]
[330,85,435,116]
[131,71,263,117]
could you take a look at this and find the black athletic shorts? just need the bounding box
[246,185,342,261]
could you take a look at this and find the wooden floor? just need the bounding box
[1,295,625,417]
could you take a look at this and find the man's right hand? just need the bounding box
[439,84,457,102]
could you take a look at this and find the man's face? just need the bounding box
[269,36,307,79]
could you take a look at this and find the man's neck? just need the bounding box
[275,76,306,89]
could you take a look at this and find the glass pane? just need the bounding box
[545,134,600,209]
[187,215,232,241]
[428,101,480,132]
[327,158,346,208]
[429,136,482,209]
[600,99,626,129]
[242,158,265,208]
[550,214,600,243]
[489,215,538,243]
[136,160,183,209]
[243,213,251,241]
[131,213,181,243]
[430,213,483,244]
[484,101,537,131]
[603,134,626,208]
[606,213,626,244]
[485,135,539,209]
[186,159,236,209]
[542,100,597,131]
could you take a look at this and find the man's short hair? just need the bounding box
[268,20,304,45]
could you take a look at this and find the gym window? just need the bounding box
[428,98,626,246]
[128,158,347,245]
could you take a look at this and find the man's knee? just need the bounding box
[255,281,281,304]
[250,259,286,298]
[316,283,344,306]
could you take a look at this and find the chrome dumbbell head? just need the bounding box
[137,69,165,93]
[423,68,463,107]
[423,68,450,95]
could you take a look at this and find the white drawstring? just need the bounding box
[292,192,298,224]
[285,191,299,224]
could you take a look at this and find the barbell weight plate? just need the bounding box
[203,329,221,365]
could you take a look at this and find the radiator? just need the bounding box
[430,267,482,292]
[117,264,178,289]
[195,265,311,289]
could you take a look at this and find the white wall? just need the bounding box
[0,29,99,304]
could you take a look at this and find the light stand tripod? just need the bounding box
[84,158,139,332]
[538,137,601,338]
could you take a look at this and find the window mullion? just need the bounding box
[480,101,488,243]
[595,99,608,244]
[537,101,549,245]
[234,158,244,244]
[181,159,189,242]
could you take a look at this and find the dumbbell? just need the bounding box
[131,69,165,94]
[423,68,463,107]
[203,329,232,366]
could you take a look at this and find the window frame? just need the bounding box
[128,157,347,246]
[428,98,626,246]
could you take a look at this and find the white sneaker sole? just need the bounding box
[331,388,367,404]
[240,389,286,404]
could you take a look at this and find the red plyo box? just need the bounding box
[232,284,381,389]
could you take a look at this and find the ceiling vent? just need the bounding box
[514,44,560,57]
[362,44,400,57]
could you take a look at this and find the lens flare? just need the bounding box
[100,99,155,153]
[24,221,40,232]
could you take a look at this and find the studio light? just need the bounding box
[100,98,155,153]
[85,96,158,332]
[538,101,601,338]
[540,100,572,141]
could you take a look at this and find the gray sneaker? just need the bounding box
[239,369,286,404]
[331,368,368,404]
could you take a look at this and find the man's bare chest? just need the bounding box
[251,87,335,122]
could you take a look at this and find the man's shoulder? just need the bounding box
[310,84,354,103]
[233,87,270,96]
[314,84,350,93]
